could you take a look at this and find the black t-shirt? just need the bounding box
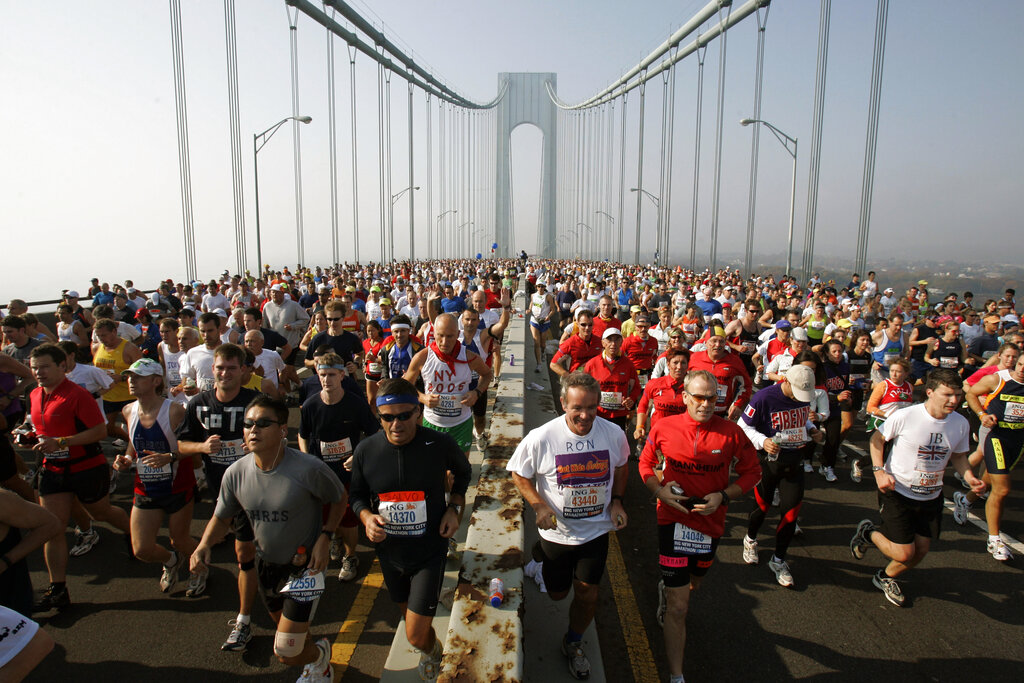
[910,324,939,360]
[304,330,361,363]
[260,327,289,353]
[349,427,471,569]
[180,387,260,492]
[556,290,577,314]
[299,390,379,482]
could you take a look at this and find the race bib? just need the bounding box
[280,570,326,602]
[211,438,246,465]
[435,393,462,418]
[637,372,650,386]
[910,468,943,495]
[715,383,728,405]
[672,523,712,554]
[367,362,383,375]
[1005,402,1024,421]
[139,462,172,482]
[46,448,70,462]
[741,341,757,354]
[561,484,606,520]
[379,491,427,536]
[939,356,958,368]
[600,391,624,411]
[320,438,353,463]
[883,352,900,364]
[776,427,807,446]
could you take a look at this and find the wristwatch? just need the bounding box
[717,490,731,507]
[870,466,885,472]
[448,503,464,516]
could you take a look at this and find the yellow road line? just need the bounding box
[607,530,659,683]
[332,557,384,677]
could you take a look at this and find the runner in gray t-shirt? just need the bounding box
[191,395,345,682]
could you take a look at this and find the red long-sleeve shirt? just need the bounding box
[637,375,687,429]
[687,350,752,416]
[551,333,602,372]
[583,353,641,419]
[639,412,761,537]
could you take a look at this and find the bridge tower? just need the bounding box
[494,72,557,259]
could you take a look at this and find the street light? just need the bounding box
[740,117,798,275]
[630,188,662,264]
[434,209,457,258]
[388,185,419,262]
[457,221,474,257]
[253,115,311,271]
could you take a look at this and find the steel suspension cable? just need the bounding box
[690,41,708,270]
[663,46,679,268]
[743,3,770,275]
[425,92,432,259]
[803,0,831,281]
[286,4,306,265]
[223,0,246,274]
[325,3,340,266]
[169,0,196,282]
[634,73,647,264]
[657,67,670,264]
[617,91,628,263]
[708,1,733,271]
[347,43,360,264]
[855,0,889,275]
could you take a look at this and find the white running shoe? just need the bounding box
[69,526,100,557]
[417,639,442,681]
[338,555,359,582]
[819,466,837,482]
[802,460,813,473]
[850,460,863,483]
[768,557,794,587]
[185,570,208,598]
[742,536,758,565]
[987,538,1013,562]
[159,559,180,593]
[298,638,334,682]
[952,491,971,526]
[656,579,666,628]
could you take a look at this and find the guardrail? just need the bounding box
[438,282,527,682]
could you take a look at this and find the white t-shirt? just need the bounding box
[252,349,285,387]
[202,292,230,313]
[506,415,629,545]
[68,363,115,418]
[180,345,217,391]
[879,403,969,501]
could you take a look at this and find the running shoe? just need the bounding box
[338,555,359,582]
[768,557,794,587]
[656,579,666,628]
[793,523,804,537]
[872,570,905,607]
[987,538,1013,562]
[561,636,591,680]
[850,519,876,560]
[772,489,780,507]
[850,460,863,483]
[159,559,181,593]
[112,438,127,449]
[802,460,813,473]
[953,471,970,490]
[447,538,459,560]
[819,466,837,482]
[952,491,971,526]
[33,583,70,613]
[417,639,442,681]
[742,536,758,565]
[221,619,252,652]
[298,638,334,682]
[329,537,344,562]
[69,526,100,557]
[186,570,208,598]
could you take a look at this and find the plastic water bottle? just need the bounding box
[489,578,504,606]
[509,354,515,366]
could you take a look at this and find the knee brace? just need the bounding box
[273,630,305,658]
[239,560,256,572]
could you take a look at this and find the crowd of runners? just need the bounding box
[0,258,1020,682]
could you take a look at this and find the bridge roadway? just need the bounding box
[21,341,1024,682]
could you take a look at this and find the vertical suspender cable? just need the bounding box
[407,70,415,260]
[743,4,769,275]
[376,54,386,265]
[617,91,628,263]
[384,68,393,263]
[223,0,246,274]
[803,0,830,281]
[169,0,196,282]
[690,41,707,271]
[855,0,889,275]
[425,93,432,259]
[286,5,306,265]
[663,46,679,267]
[438,99,445,255]
[708,1,733,272]
[582,109,592,259]
[595,105,605,258]
[347,43,360,264]
[657,67,670,264]
[634,73,647,264]
[325,4,340,266]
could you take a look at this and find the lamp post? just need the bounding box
[630,188,661,263]
[740,117,797,276]
[435,209,457,257]
[596,210,615,258]
[576,222,593,260]
[253,115,311,271]
[389,185,419,263]
[457,220,474,257]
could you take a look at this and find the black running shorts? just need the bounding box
[657,523,720,588]
[877,490,943,545]
[378,554,447,617]
[538,534,609,595]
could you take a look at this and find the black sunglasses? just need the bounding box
[243,417,282,429]
[379,410,417,423]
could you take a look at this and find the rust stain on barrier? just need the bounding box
[491,547,523,571]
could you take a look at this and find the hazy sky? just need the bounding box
[2,0,1021,302]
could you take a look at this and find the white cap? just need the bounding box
[270,283,284,292]
[791,327,809,341]
[601,327,623,340]
[785,364,816,403]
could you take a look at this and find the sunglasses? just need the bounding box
[326,317,342,321]
[243,417,282,429]
[379,410,417,423]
